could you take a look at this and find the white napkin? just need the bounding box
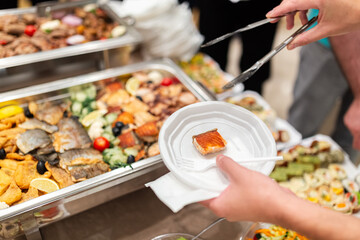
[145,172,220,213]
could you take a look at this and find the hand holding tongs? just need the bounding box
[222,16,318,90]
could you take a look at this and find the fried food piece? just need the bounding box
[133,111,159,126]
[113,112,134,125]
[0,113,26,126]
[0,122,12,131]
[135,122,159,142]
[1,168,15,177]
[119,131,139,148]
[6,153,25,160]
[192,129,227,155]
[0,137,8,148]
[122,98,149,114]
[0,169,11,195]
[105,89,130,107]
[0,159,19,170]
[0,180,21,205]
[69,162,110,182]
[29,102,69,125]
[16,186,39,204]
[45,162,74,189]
[0,127,25,138]
[14,161,51,189]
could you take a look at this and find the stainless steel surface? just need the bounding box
[222,16,318,90]
[0,59,213,240]
[191,218,225,240]
[201,18,277,48]
[0,0,142,92]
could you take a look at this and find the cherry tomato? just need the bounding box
[93,137,110,152]
[161,77,173,86]
[24,25,37,37]
[0,40,7,45]
[100,37,107,41]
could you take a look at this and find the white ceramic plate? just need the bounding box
[159,101,277,192]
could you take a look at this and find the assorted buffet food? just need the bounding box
[246,225,309,240]
[271,139,360,214]
[0,69,198,209]
[179,53,229,94]
[0,3,126,58]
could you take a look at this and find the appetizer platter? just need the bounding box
[0,59,214,239]
[225,91,302,150]
[272,134,360,216]
[178,53,244,100]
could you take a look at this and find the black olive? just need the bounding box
[36,160,47,175]
[63,111,68,118]
[24,106,34,118]
[115,121,124,129]
[136,96,143,102]
[112,127,121,137]
[146,80,153,84]
[0,148,6,159]
[127,155,135,164]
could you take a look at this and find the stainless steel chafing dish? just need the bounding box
[0,0,142,92]
[0,59,215,240]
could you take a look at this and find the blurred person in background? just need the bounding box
[0,0,51,9]
[287,10,359,161]
[193,0,281,94]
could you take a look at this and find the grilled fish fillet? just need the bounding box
[16,129,52,154]
[19,118,58,133]
[192,129,227,155]
[53,117,92,152]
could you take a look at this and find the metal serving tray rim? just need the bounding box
[0,2,142,69]
[0,58,214,221]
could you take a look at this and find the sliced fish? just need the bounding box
[68,162,110,182]
[34,153,59,166]
[53,117,91,153]
[29,101,69,125]
[36,143,56,155]
[59,148,102,168]
[19,119,58,133]
[16,129,52,154]
[59,148,108,182]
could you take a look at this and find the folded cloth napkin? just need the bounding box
[145,172,220,213]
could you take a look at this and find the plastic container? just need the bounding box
[159,101,277,193]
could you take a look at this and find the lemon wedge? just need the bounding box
[125,77,140,96]
[0,105,23,120]
[30,178,60,193]
[81,109,107,127]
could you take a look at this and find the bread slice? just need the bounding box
[192,129,227,155]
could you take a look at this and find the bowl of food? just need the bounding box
[151,233,203,240]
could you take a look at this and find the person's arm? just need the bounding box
[330,31,360,150]
[265,0,360,49]
[201,155,360,240]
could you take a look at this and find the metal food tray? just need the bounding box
[0,59,215,240]
[0,0,142,92]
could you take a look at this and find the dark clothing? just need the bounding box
[0,0,17,9]
[198,0,280,94]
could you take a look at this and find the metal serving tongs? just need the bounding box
[201,18,278,48]
[222,16,318,90]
